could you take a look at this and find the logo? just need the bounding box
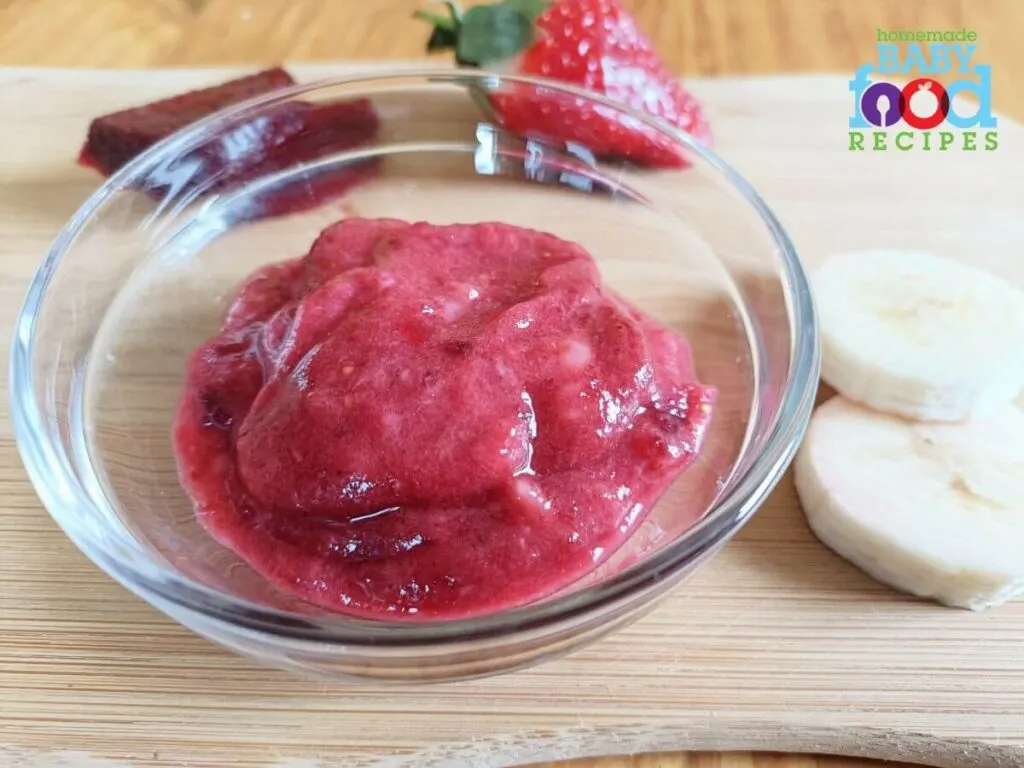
[849,29,998,151]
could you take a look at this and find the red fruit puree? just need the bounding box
[173,218,715,620]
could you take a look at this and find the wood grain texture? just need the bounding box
[1,64,1023,768]
[0,0,1021,117]
[0,2,1021,768]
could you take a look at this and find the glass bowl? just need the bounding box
[9,69,818,682]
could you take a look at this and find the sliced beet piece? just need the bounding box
[78,67,382,219]
[79,67,298,175]
[238,158,382,221]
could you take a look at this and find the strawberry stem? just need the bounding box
[411,10,456,30]
[415,0,551,67]
[414,2,466,56]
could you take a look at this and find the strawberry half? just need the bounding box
[416,0,711,168]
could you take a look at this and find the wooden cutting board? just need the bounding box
[2,64,1023,768]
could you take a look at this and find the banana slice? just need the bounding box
[794,396,1024,611]
[815,250,1024,421]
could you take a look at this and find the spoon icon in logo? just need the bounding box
[858,81,903,127]
[876,93,892,126]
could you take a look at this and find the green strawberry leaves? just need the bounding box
[414,2,464,53]
[504,0,550,21]
[458,5,534,65]
[415,0,551,67]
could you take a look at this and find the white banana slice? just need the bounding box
[794,396,1024,611]
[814,250,1024,421]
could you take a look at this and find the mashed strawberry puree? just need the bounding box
[173,218,715,620]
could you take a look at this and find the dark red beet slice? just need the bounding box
[238,159,381,221]
[78,67,298,175]
[78,67,381,219]
[226,98,382,219]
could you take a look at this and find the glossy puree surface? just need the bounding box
[173,218,715,619]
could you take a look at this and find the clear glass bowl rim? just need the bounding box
[9,68,820,647]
